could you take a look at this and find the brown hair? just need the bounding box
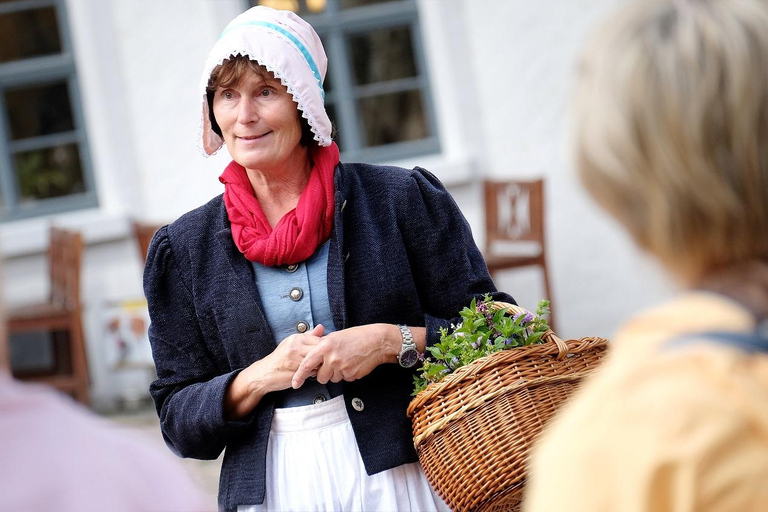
[572,0,768,285]
[205,55,316,147]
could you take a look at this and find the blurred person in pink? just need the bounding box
[0,315,212,511]
[524,0,768,511]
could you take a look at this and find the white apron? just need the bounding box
[238,396,450,512]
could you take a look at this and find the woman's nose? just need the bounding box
[237,98,259,124]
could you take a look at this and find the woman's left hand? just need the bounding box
[291,324,425,388]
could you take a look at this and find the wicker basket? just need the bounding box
[407,302,609,511]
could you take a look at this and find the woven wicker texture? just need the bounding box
[407,303,609,511]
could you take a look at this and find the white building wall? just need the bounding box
[2,0,677,408]
[452,0,676,338]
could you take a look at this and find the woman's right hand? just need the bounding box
[224,324,325,420]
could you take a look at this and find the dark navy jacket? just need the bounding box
[144,161,514,511]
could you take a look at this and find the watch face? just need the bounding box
[399,348,419,368]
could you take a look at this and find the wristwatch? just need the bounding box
[397,324,419,368]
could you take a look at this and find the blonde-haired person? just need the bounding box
[524,0,768,511]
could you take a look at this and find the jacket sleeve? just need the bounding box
[144,226,256,460]
[402,167,516,346]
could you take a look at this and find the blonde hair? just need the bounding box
[573,0,768,284]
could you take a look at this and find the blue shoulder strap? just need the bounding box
[665,327,768,354]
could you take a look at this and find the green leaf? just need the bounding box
[426,364,448,378]
[525,331,544,345]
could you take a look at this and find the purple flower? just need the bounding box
[514,312,535,325]
[477,302,489,314]
[471,342,479,350]
[505,338,514,346]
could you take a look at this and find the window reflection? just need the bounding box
[357,89,427,147]
[0,7,61,63]
[5,82,74,141]
[348,26,415,86]
[14,144,85,202]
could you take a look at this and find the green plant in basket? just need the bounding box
[413,296,551,395]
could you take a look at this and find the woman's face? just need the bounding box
[212,70,305,173]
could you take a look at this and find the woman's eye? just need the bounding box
[261,89,272,97]
[222,91,234,100]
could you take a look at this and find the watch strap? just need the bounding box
[397,324,415,349]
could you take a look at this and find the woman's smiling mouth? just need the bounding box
[239,132,272,141]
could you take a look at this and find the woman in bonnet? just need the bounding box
[145,5,512,511]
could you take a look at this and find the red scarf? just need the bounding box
[219,142,340,266]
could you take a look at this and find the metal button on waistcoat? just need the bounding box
[286,264,299,273]
[296,321,309,333]
[351,397,364,412]
[289,287,303,301]
[312,394,327,404]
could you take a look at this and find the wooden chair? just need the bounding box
[483,179,556,331]
[6,227,89,404]
[0,322,9,372]
[132,221,162,262]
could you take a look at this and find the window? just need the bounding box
[250,0,439,162]
[0,0,96,221]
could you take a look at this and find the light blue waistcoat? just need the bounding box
[252,241,342,407]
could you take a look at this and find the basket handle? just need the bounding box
[493,301,570,360]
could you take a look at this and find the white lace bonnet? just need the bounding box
[199,6,333,155]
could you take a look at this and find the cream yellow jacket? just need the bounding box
[524,292,768,512]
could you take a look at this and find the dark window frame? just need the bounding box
[0,0,97,221]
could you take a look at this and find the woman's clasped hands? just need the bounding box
[292,324,399,389]
[225,324,399,419]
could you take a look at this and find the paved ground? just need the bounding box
[103,406,222,510]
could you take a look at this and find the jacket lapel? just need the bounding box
[214,199,277,358]
[328,164,348,330]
